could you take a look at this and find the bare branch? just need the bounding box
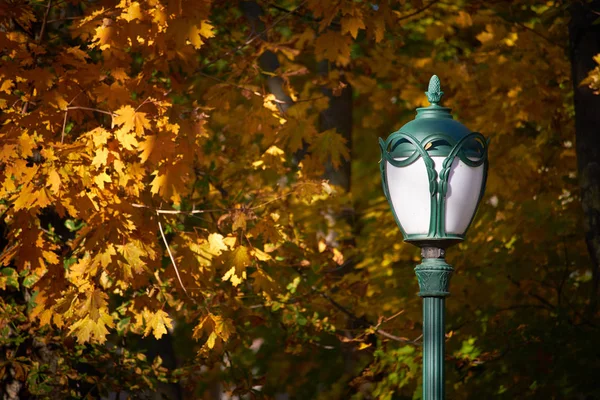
[38,0,53,43]
[132,203,225,215]
[157,214,188,296]
[201,0,308,70]
[66,106,115,117]
[396,0,439,22]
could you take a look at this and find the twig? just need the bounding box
[21,1,53,115]
[489,6,565,50]
[46,16,83,24]
[198,71,265,98]
[201,0,308,71]
[132,203,225,214]
[396,0,439,22]
[264,1,341,27]
[157,214,188,296]
[61,106,114,143]
[384,309,405,323]
[377,329,416,344]
[38,0,53,43]
[61,110,69,143]
[315,284,418,345]
[66,106,115,116]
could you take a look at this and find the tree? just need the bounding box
[0,0,598,399]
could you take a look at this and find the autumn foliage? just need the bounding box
[0,0,599,399]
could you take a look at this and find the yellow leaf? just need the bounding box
[143,309,173,340]
[333,248,344,265]
[222,246,251,286]
[91,127,111,147]
[138,135,156,163]
[188,21,215,49]
[116,130,139,150]
[232,211,247,231]
[252,247,272,261]
[120,1,143,22]
[358,342,372,350]
[456,11,472,27]
[0,144,16,162]
[97,244,116,268]
[39,309,53,327]
[231,245,251,267]
[206,331,217,349]
[341,16,365,39]
[91,147,109,169]
[0,80,14,93]
[113,105,150,139]
[35,188,52,208]
[315,31,352,66]
[47,170,61,194]
[19,132,34,158]
[12,183,35,210]
[69,289,114,344]
[318,239,327,253]
[476,25,494,43]
[208,233,228,254]
[212,314,234,341]
[200,21,215,38]
[309,128,350,168]
[94,172,111,189]
[150,171,166,195]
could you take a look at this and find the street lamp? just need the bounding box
[378,75,489,400]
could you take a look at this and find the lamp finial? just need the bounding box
[425,75,444,105]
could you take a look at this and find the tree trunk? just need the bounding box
[241,1,352,191]
[318,60,353,192]
[569,1,600,314]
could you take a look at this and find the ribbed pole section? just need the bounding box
[422,296,445,400]
[415,247,453,400]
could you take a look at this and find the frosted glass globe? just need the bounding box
[385,156,484,235]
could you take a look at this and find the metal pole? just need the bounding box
[415,247,453,400]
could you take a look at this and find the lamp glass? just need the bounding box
[385,156,485,235]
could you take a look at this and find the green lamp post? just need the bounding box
[379,75,489,400]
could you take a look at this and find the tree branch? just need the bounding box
[396,0,439,22]
[157,213,189,296]
[38,0,53,43]
[201,0,308,70]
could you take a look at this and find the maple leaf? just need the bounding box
[250,269,277,294]
[19,132,34,158]
[119,1,143,22]
[113,105,150,147]
[12,183,35,210]
[188,21,215,49]
[138,135,156,163]
[315,31,352,66]
[0,79,14,93]
[69,289,114,344]
[35,187,52,208]
[309,128,350,168]
[94,172,111,189]
[46,169,61,194]
[341,16,366,39]
[143,309,173,340]
[282,118,317,152]
[222,246,251,286]
[231,210,247,231]
[208,233,228,254]
[91,147,109,169]
[116,130,139,150]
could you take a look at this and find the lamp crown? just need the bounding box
[425,75,444,105]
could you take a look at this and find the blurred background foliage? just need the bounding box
[0,0,599,399]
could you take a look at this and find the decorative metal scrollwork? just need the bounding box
[378,130,488,239]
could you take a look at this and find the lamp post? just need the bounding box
[378,75,489,400]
